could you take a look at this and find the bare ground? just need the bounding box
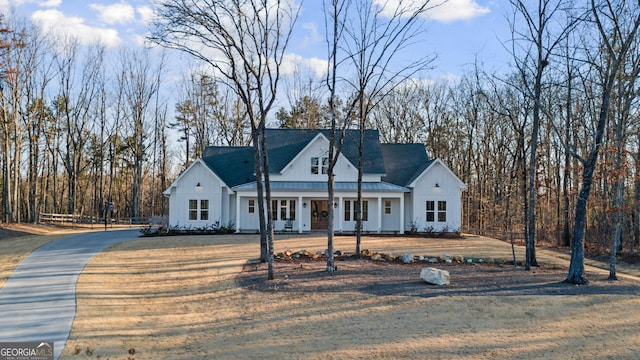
[240,257,640,297]
[2,228,640,359]
[50,233,640,360]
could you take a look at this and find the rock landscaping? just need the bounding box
[274,248,499,266]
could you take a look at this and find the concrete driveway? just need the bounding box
[0,229,140,360]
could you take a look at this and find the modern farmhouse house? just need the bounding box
[163,129,466,233]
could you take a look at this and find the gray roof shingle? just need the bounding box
[380,143,433,186]
[201,129,424,188]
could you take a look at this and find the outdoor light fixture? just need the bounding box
[435,183,440,188]
[303,202,307,208]
[196,182,201,188]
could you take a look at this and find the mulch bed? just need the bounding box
[238,256,640,297]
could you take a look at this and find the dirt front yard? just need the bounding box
[53,233,640,360]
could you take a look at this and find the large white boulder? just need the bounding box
[420,267,450,285]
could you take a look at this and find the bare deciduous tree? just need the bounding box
[565,0,640,284]
[331,0,436,265]
[508,0,581,270]
[151,0,300,280]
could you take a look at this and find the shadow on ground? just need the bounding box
[237,258,640,297]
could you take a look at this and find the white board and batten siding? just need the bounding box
[165,159,230,228]
[272,134,360,182]
[408,159,466,232]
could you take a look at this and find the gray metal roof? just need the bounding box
[233,181,409,192]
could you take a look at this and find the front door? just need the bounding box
[311,200,329,230]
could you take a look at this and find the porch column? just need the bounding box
[400,195,405,234]
[377,196,383,233]
[338,196,343,233]
[235,194,241,233]
[298,195,303,233]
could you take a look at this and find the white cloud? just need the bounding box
[2,0,60,7]
[428,0,490,22]
[0,0,59,14]
[373,0,490,23]
[300,22,322,48]
[37,0,61,7]
[282,53,328,78]
[90,1,135,25]
[136,5,154,25]
[31,9,121,48]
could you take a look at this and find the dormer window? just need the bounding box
[311,157,329,174]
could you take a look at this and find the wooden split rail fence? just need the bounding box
[39,213,149,226]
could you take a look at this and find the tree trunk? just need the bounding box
[260,122,275,280]
[608,175,624,280]
[252,128,268,263]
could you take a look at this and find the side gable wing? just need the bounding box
[408,158,466,190]
[163,158,227,195]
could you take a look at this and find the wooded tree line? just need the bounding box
[0,15,253,224]
[2,1,640,281]
[273,0,640,281]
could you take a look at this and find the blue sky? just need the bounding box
[0,0,514,82]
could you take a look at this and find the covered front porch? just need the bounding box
[233,182,408,234]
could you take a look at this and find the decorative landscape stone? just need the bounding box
[401,253,414,264]
[420,267,450,285]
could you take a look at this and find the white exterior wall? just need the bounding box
[235,191,404,233]
[272,135,362,182]
[165,138,464,235]
[409,161,464,232]
[237,197,260,232]
[166,161,230,228]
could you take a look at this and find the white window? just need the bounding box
[272,200,278,220]
[200,200,209,220]
[248,199,255,213]
[189,200,198,220]
[384,200,392,215]
[362,201,368,221]
[438,201,447,222]
[344,200,351,221]
[426,201,435,222]
[311,157,329,174]
[289,200,296,220]
[322,157,329,174]
[271,199,297,220]
[344,200,368,222]
[189,199,209,220]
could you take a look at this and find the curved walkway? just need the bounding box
[0,230,140,360]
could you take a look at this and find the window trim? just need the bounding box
[311,156,329,175]
[384,200,392,215]
[437,201,447,222]
[200,199,209,220]
[362,200,368,222]
[189,199,209,221]
[426,200,435,222]
[344,200,351,221]
[289,200,296,221]
[189,199,198,220]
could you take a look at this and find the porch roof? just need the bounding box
[232,181,409,193]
